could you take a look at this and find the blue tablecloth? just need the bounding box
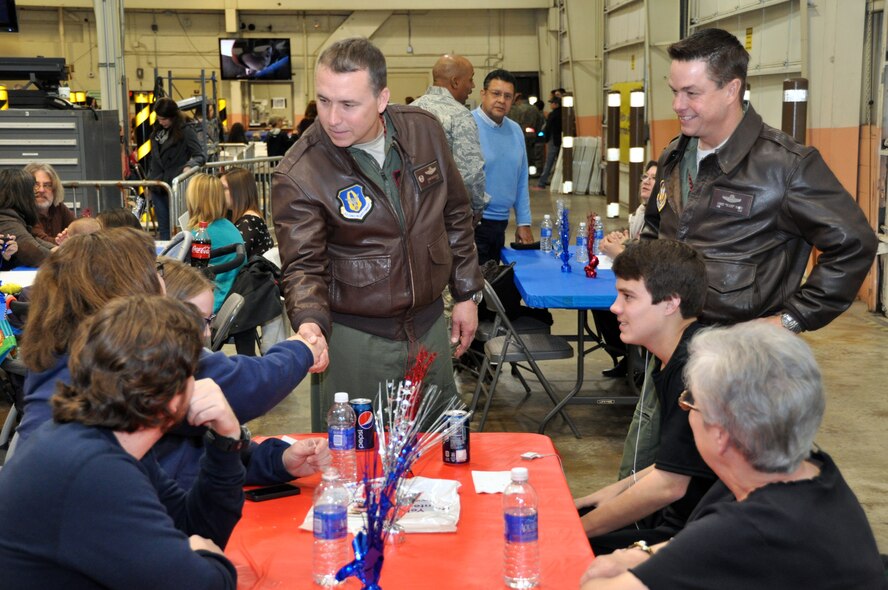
[501,248,617,310]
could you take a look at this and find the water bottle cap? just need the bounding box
[511,467,529,482]
[334,391,349,403]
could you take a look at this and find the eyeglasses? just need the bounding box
[678,389,700,413]
[486,89,515,101]
[34,182,54,191]
[155,260,165,278]
[204,313,217,328]
[640,173,657,183]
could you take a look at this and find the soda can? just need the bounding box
[350,398,375,451]
[442,410,470,464]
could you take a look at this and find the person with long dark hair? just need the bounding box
[0,168,55,267]
[220,167,273,258]
[147,97,206,239]
[226,122,248,144]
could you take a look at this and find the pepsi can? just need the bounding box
[350,398,375,451]
[442,410,470,464]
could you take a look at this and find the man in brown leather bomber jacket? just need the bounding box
[272,38,483,429]
[642,28,877,334]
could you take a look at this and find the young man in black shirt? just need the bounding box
[574,240,716,554]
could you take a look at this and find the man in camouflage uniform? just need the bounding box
[413,55,487,224]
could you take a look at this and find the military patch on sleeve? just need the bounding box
[656,180,668,212]
[336,184,373,221]
[413,160,443,191]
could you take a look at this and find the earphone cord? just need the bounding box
[630,349,653,530]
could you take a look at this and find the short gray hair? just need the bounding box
[317,37,387,96]
[684,323,824,473]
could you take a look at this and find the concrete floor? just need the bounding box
[247,189,888,553]
[2,189,886,553]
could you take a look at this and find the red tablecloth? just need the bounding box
[226,432,593,589]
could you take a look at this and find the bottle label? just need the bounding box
[328,426,355,451]
[576,237,587,247]
[504,512,538,543]
[191,242,211,260]
[313,505,347,540]
[541,228,552,239]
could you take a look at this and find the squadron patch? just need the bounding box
[656,180,667,212]
[336,184,373,221]
[413,160,443,191]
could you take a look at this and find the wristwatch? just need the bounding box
[204,425,251,452]
[471,290,484,305]
[780,312,803,334]
[628,540,654,557]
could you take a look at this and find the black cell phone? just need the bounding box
[510,241,540,250]
[244,483,301,502]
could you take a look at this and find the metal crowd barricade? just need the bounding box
[169,156,282,233]
[61,180,173,231]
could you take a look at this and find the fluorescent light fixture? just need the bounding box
[629,147,644,163]
[630,90,644,107]
[607,92,621,107]
[607,147,620,161]
[562,136,574,149]
[562,95,574,108]
[607,202,621,218]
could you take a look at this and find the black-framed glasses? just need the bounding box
[204,313,217,328]
[678,389,700,413]
[155,260,165,278]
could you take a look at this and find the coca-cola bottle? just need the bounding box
[191,221,211,269]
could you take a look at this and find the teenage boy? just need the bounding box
[574,240,716,554]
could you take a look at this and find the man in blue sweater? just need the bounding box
[472,69,533,264]
[0,295,245,589]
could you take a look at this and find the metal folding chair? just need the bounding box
[210,293,245,351]
[469,280,580,437]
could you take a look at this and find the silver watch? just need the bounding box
[780,312,803,334]
[471,291,484,305]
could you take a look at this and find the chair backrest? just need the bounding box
[210,292,245,351]
[206,242,246,279]
[481,279,518,340]
[158,231,193,262]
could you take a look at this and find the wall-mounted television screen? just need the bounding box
[219,38,291,81]
[1,0,19,33]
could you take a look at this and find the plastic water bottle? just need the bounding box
[576,221,588,264]
[327,392,357,486]
[552,216,563,258]
[503,467,540,588]
[313,469,350,586]
[540,215,553,252]
[592,216,604,257]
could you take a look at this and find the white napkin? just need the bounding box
[300,476,461,534]
[471,470,513,494]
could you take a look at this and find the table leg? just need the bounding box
[537,309,640,436]
[538,310,587,436]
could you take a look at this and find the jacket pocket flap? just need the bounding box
[427,233,452,265]
[705,260,756,294]
[332,256,391,288]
